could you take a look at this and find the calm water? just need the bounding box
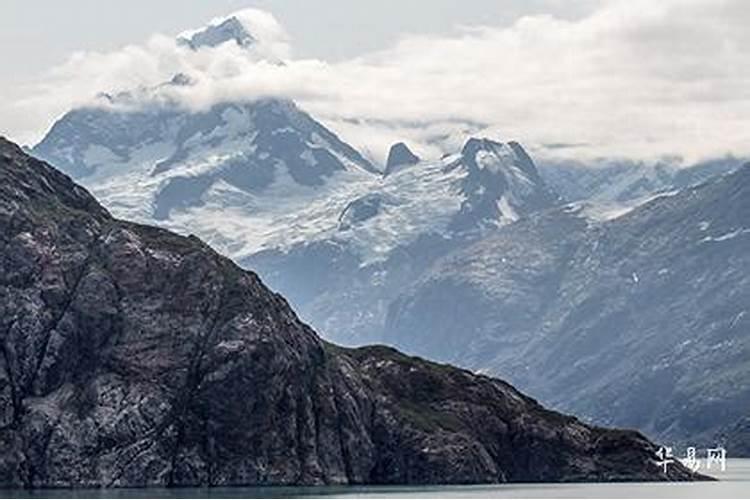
[2,459,748,499]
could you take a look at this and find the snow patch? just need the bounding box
[701,228,750,243]
[566,201,633,222]
[730,311,746,329]
[497,196,519,223]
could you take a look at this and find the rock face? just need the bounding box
[0,137,696,487]
[717,417,750,457]
[385,164,750,452]
[384,142,420,177]
[451,138,560,231]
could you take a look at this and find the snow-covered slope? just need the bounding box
[294,136,559,264]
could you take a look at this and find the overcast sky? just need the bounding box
[1,0,748,162]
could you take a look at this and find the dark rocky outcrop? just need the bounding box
[384,142,420,177]
[0,137,698,487]
[338,193,395,230]
[448,138,560,232]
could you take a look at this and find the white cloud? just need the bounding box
[8,1,750,163]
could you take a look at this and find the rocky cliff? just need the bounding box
[0,137,696,487]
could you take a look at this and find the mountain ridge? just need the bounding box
[383,161,750,453]
[0,136,699,486]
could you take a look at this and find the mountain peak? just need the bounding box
[459,137,541,180]
[178,16,256,50]
[384,142,420,177]
[449,136,559,231]
[461,137,502,158]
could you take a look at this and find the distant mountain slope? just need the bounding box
[384,164,750,453]
[538,156,743,204]
[0,137,697,487]
[243,137,560,345]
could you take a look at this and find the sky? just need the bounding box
[0,0,748,163]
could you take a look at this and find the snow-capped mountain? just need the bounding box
[30,10,560,346]
[26,9,749,458]
[452,138,559,230]
[32,93,381,248]
[33,87,554,255]
[33,88,559,344]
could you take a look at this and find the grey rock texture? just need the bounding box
[385,165,750,452]
[0,137,697,487]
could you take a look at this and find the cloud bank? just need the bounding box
[10,1,750,163]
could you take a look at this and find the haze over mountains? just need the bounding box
[27,9,750,462]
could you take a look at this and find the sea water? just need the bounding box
[2,459,748,499]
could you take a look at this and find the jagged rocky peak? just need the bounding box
[449,136,560,231]
[384,142,420,176]
[178,16,256,50]
[0,136,700,487]
[460,137,541,181]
